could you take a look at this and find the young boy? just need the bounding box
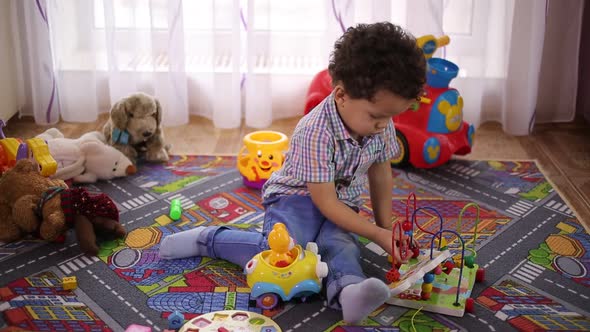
[160,22,426,323]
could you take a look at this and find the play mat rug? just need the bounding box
[1,155,589,331]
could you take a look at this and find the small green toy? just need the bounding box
[169,199,182,221]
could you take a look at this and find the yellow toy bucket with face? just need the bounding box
[237,131,288,189]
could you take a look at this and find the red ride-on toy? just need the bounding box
[303,36,474,169]
[391,57,474,168]
[304,69,332,115]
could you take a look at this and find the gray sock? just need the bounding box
[339,278,391,323]
[159,226,208,259]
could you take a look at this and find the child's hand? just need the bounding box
[391,234,412,265]
[373,227,412,264]
[373,227,394,257]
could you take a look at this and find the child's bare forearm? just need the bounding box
[368,161,394,229]
[317,196,381,239]
[319,197,392,255]
[307,182,393,255]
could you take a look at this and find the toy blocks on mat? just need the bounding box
[61,276,77,290]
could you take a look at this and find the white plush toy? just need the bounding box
[36,128,137,183]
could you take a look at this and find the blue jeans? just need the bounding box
[197,195,367,309]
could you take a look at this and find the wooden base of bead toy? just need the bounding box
[387,256,480,317]
[179,310,281,332]
[388,249,452,297]
[386,195,484,317]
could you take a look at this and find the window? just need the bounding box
[443,0,473,35]
[55,0,497,78]
[93,0,327,32]
[442,0,508,78]
[94,0,169,29]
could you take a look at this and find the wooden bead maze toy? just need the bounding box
[387,200,486,316]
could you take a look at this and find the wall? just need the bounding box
[577,1,590,123]
[0,0,18,123]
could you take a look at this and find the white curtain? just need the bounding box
[11,0,61,125]
[9,0,584,135]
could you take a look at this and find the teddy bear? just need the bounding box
[0,159,126,255]
[36,128,137,183]
[102,92,170,164]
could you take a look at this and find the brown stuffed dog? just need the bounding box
[0,159,126,255]
[102,92,169,164]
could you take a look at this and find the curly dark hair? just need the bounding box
[328,22,426,101]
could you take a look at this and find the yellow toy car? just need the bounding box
[0,120,57,177]
[245,241,328,310]
[26,138,58,177]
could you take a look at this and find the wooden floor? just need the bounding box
[4,113,590,230]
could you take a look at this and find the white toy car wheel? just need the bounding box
[316,262,328,279]
[306,242,318,254]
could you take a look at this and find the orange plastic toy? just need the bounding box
[237,131,288,189]
[267,223,296,267]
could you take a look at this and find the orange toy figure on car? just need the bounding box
[245,223,328,310]
[267,223,296,267]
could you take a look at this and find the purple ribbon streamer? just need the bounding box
[35,0,49,26]
[37,0,57,123]
[331,0,346,33]
[46,76,57,123]
[240,7,248,90]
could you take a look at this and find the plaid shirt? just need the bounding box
[263,93,399,207]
